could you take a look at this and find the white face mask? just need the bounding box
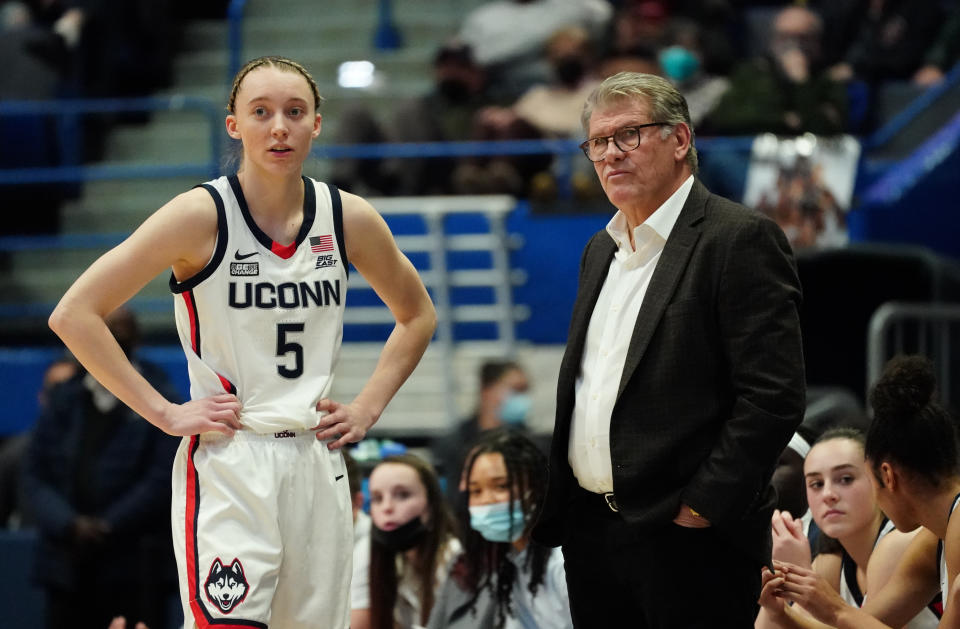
[83,373,119,413]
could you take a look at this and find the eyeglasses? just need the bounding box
[579,122,669,162]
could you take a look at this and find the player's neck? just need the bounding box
[919,478,960,539]
[237,169,304,220]
[839,510,884,570]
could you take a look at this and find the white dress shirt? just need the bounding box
[568,176,694,493]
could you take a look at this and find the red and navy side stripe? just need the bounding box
[184,436,264,628]
[181,289,202,358]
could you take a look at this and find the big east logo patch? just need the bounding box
[205,557,249,614]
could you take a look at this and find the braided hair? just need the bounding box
[227,55,322,114]
[458,428,550,629]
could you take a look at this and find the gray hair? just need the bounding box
[581,72,698,174]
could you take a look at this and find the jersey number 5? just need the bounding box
[276,322,304,379]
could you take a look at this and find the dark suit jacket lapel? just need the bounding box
[616,180,707,400]
[561,235,616,376]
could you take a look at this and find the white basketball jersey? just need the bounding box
[171,175,348,433]
[843,519,941,628]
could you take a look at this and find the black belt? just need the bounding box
[577,485,620,513]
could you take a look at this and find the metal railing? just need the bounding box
[345,194,526,423]
[867,301,960,409]
[0,96,224,185]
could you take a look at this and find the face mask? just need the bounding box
[371,516,427,553]
[470,500,527,543]
[437,78,471,103]
[659,46,700,84]
[83,372,119,413]
[554,56,586,87]
[499,392,532,425]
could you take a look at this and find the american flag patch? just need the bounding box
[310,235,334,253]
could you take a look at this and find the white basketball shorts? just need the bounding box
[172,429,352,629]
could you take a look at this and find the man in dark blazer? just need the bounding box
[531,72,805,627]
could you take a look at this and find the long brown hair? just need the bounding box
[369,454,458,629]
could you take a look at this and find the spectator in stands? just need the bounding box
[23,0,175,100]
[0,353,77,528]
[605,0,738,77]
[512,26,602,139]
[432,360,536,502]
[354,454,460,629]
[454,26,601,199]
[0,1,73,236]
[428,428,573,629]
[657,18,730,127]
[20,0,178,161]
[825,0,944,85]
[756,427,940,629]
[607,0,669,58]
[702,5,848,136]
[763,355,960,628]
[332,39,494,197]
[456,0,612,101]
[22,307,181,629]
[913,6,960,87]
[597,44,661,80]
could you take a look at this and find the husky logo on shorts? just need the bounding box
[204,557,249,614]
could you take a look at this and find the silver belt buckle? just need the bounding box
[603,492,619,512]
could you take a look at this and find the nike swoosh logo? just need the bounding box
[335,474,344,481]
[234,250,258,260]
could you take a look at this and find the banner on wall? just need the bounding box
[743,133,861,250]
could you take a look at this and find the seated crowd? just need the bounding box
[332,0,960,202]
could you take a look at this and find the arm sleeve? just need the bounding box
[681,214,806,525]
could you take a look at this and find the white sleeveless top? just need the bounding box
[939,493,960,612]
[170,175,348,433]
[841,519,940,628]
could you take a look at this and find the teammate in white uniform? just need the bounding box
[758,428,937,629]
[758,356,960,629]
[48,56,436,629]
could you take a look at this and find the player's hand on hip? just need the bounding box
[160,393,242,436]
[314,398,375,450]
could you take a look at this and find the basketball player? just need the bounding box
[761,356,960,629]
[48,56,437,629]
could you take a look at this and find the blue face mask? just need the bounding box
[499,392,532,425]
[469,500,527,543]
[659,46,700,84]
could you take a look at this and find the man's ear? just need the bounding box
[673,122,692,164]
